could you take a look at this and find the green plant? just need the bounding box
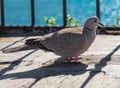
[43,14,80,26]
[67,14,80,26]
[115,16,120,25]
[43,16,58,26]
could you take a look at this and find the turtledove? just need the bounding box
[2,16,103,62]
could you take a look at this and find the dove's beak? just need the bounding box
[98,22,104,27]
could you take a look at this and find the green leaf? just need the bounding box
[67,14,80,26]
[43,16,49,24]
[115,16,120,25]
[43,16,48,22]
[48,17,57,25]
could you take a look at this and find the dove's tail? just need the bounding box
[2,44,30,53]
[2,38,52,53]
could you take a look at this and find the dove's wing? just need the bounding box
[41,27,86,57]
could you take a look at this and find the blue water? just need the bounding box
[2,0,120,25]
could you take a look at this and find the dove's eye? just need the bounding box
[94,20,97,22]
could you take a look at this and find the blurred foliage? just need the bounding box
[115,16,120,25]
[67,14,80,26]
[43,14,80,26]
[43,16,58,26]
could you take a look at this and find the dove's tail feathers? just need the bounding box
[25,38,53,52]
[2,45,30,53]
[2,38,53,53]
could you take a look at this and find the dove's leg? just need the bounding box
[66,57,81,63]
[54,57,81,64]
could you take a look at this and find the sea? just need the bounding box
[2,0,120,26]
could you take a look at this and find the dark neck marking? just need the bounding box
[84,27,93,31]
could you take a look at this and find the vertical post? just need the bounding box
[96,0,100,20]
[31,0,35,27]
[0,0,5,34]
[0,0,2,26]
[63,0,67,27]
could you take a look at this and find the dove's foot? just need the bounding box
[54,57,81,64]
[65,57,81,63]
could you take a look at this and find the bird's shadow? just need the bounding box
[0,61,88,88]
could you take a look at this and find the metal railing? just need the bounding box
[0,0,102,35]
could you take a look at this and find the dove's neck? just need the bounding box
[83,27,96,43]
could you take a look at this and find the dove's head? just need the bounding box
[84,16,103,30]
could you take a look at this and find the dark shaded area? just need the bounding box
[1,26,64,37]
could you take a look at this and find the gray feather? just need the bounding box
[2,45,29,53]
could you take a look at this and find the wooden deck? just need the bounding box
[0,35,120,88]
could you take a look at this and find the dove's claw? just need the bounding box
[66,57,81,63]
